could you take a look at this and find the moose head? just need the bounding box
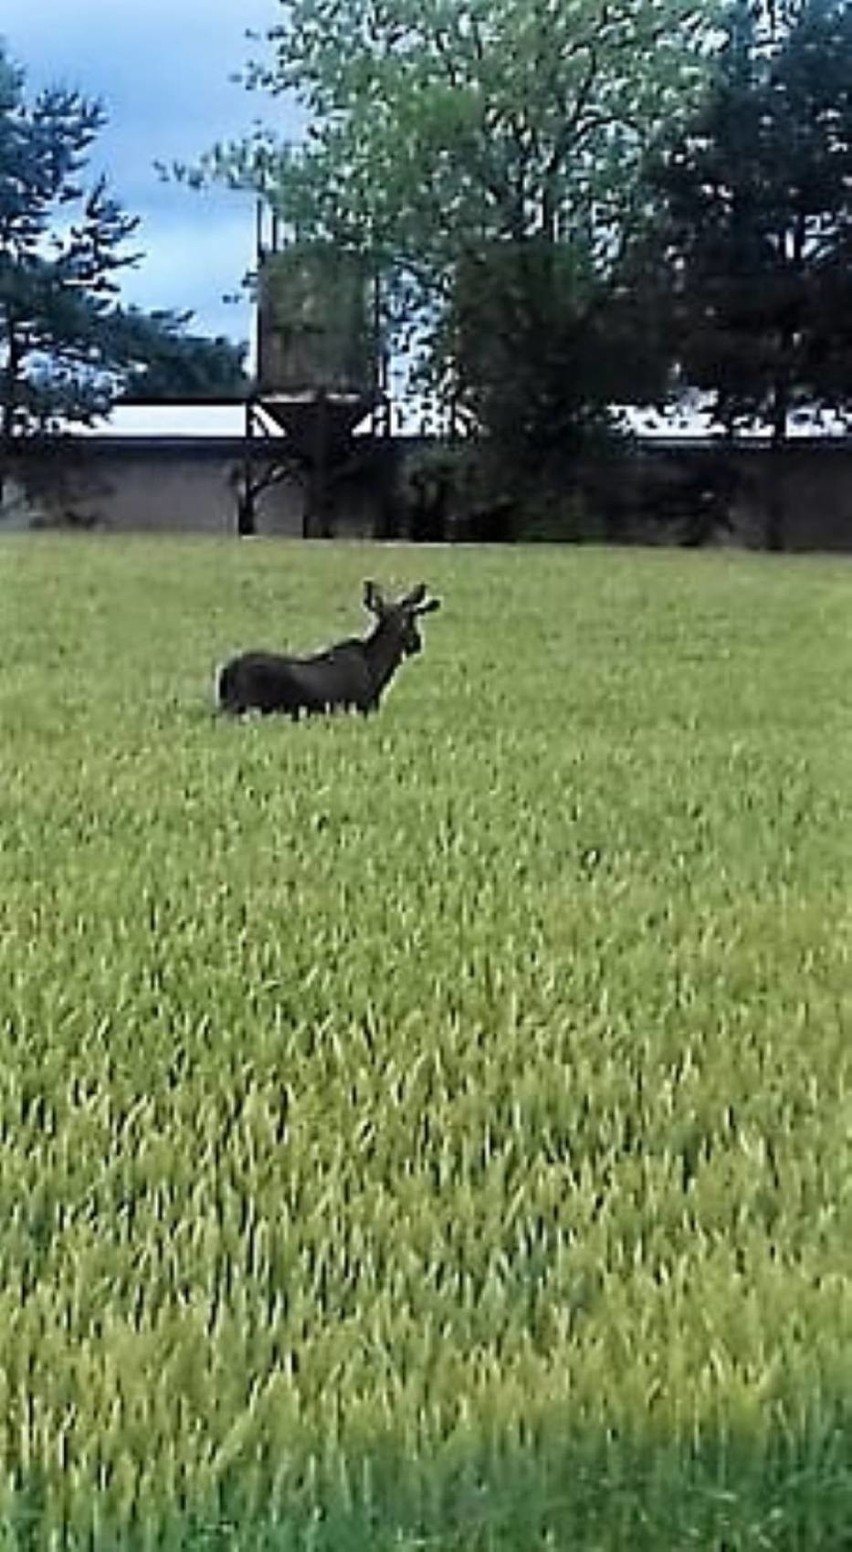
[362,579,441,659]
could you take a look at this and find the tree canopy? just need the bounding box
[0,41,247,500]
[193,0,720,500]
[188,0,851,544]
[254,0,714,255]
[653,0,852,443]
[203,0,720,320]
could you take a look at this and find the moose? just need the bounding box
[216,580,441,719]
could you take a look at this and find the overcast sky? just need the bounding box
[1,0,294,352]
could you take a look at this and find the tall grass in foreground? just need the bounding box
[0,535,850,1550]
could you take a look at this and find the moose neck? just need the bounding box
[364,618,408,698]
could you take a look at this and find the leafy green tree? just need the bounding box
[196,0,719,515]
[233,0,716,254]
[446,236,672,503]
[651,0,852,545]
[0,44,247,508]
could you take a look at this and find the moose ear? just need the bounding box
[417,597,441,615]
[363,580,385,614]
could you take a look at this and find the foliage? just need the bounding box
[119,310,248,400]
[0,43,247,501]
[236,0,715,255]
[194,0,720,481]
[0,48,139,441]
[651,0,852,446]
[1,534,851,1547]
[446,239,670,494]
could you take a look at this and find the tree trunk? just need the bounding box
[1,321,19,515]
[764,381,789,552]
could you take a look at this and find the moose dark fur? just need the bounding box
[216,581,441,718]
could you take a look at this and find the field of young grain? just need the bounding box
[0,534,850,1549]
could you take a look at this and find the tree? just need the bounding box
[446,235,672,500]
[117,310,248,399]
[651,0,852,545]
[195,0,719,513]
[0,45,247,510]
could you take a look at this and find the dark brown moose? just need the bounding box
[216,581,441,718]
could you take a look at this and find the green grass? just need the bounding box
[0,534,850,1550]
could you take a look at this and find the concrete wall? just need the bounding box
[3,433,852,551]
[2,439,285,536]
[729,441,852,551]
[1,436,387,539]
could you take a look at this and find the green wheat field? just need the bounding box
[1,534,850,1550]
